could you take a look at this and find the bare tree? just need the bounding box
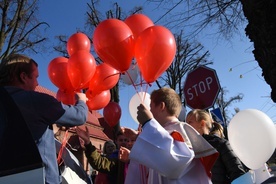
[53,35,69,57]
[156,30,213,104]
[146,0,245,39]
[0,0,49,60]
[214,87,243,124]
[147,0,276,105]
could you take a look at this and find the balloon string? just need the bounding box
[142,84,149,103]
[136,83,149,105]
[57,129,69,165]
[135,70,150,103]
[126,71,142,100]
[126,65,150,103]
[126,71,137,90]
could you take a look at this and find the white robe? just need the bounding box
[126,118,218,184]
[125,160,148,184]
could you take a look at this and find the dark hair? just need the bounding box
[103,140,115,155]
[0,54,38,86]
[115,130,124,140]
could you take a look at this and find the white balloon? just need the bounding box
[253,163,273,184]
[228,109,276,170]
[129,92,151,124]
[121,63,139,85]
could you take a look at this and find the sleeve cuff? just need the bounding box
[84,142,96,154]
[142,118,152,128]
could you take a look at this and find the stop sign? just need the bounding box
[183,66,221,109]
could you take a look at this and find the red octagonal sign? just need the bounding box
[183,66,221,109]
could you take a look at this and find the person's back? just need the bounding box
[0,54,88,184]
[5,86,85,183]
[203,134,246,184]
[186,109,246,184]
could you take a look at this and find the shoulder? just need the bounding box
[203,134,227,147]
[6,87,60,107]
[165,121,183,129]
[31,90,57,100]
[6,86,57,101]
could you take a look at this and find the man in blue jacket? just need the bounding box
[0,54,88,184]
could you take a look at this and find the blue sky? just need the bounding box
[34,0,276,130]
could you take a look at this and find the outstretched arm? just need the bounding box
[75,126,90,145]
[76,126,118,174]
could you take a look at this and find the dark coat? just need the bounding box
[203,134,246,184]
[85,142,125,184]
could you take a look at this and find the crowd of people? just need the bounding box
[1,53,251,184]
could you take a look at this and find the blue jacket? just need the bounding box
[6,86,88,184]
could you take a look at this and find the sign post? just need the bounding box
[183,66,221,109]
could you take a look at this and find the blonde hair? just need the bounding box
[210,122,225,138]
[186,109,213,130]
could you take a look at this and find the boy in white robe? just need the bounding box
[126,88,218,184]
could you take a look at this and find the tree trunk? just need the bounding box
[240,0,276,102]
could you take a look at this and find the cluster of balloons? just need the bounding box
[228,109,276,170]
[48,32,120,109]
[48,33,97,105]
[93,14,176,123]
[94,14,176,84]
[48,14,176,127]
[48,32,120,127]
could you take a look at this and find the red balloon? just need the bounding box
[103,102,121,127]
[67,32,91,56]
[79,80,90,90]
[89,63,120,94]
[48,57,74,91]
[93,19,135,72]
[67,50,96,90]
[86,90,111,110]
[135,26,176,83]
[56,89,76,105]
[125,14,154,41]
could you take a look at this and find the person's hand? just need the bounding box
[119,146,130,163]
[75,92,88,103]
[75,126,90,145]
[137,103,153,126]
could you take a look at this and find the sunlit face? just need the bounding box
[116,134,128,148]
[125,137,136,150]
[23,63,39,91]
[150,101,158,118]
[186,116,202,133]
[105,143,116,155]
